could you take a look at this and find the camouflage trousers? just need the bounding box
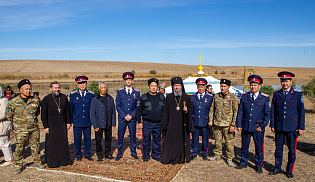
[213,125,235,160]
[13,127,40,169]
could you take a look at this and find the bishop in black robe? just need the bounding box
[160,77,194,164]
[41,93,72,168]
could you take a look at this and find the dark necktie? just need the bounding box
[252,94,254,102]
[128,89,130,95]
[200,95,203,100]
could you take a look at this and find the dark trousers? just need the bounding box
[142,121,161,159]
[95,126,112,157]
[240,131,264,168]
[117,120,137,158]
[275,131,297,173]
[191,126,209,156]
[73,126,91,158]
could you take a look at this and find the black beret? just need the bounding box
[18,79,31,89]
[220,79,231,86]
[148,78,159,86]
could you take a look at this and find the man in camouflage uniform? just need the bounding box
[209,79,238,167]
[5,79,44,175]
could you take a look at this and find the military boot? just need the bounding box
[14,168,22,175]
[34,163,45,169]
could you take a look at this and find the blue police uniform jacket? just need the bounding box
[70,90,95,127]
[190,92,213,127]
[236,91,270,132]
[270,87,305,132]
[116,87,140,122]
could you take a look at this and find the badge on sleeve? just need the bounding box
[301,96,304,103]
[137,100,140,107]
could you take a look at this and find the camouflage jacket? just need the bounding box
[5,95,40,130]
[209,92,239,127]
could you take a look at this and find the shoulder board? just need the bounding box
[134,89,139,92]
[87,90,94,94]
[118,88,124,91]
[260,93,269,97]
[70,91,77,94]
[294,90,301,93]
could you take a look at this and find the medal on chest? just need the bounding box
[175,96,182,112]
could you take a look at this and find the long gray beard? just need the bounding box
[174,90,182,97]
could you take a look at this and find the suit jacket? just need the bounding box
[190,92,213,127]
[115,87,140,122]
[236,91,270,132]
[69,90,95,127]
[270,87,305,132]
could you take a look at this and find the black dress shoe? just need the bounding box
[268,170,281,175]
[84,156,94,161]
[115,156,122,161]
[132,155,139,159]
[202,155,208,160]
[76,157,82,161]
[191,155,197,160]
[97,156,103,162]
[286,173,294,178]
[152,157,160,162]
[143,159,149,162]
[104,155,115,160]
[235,165,247,169]
[256,167,263,173]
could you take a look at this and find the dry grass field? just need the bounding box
[0,60,314,86]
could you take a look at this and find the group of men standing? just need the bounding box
[4,70,305,179]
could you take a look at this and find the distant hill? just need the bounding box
[0,60,314,85]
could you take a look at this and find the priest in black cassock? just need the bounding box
[41,81,72,168]
[160,77,194,164]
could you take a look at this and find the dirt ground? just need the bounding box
[0,84,314,181]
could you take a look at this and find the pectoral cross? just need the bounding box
[58,108,61,114]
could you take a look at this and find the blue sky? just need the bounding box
[0,0,314,67]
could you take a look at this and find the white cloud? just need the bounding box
[0,46,118,53]
[161,34,315,49]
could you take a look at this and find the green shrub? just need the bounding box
[0,83,7,90]
[302,77,315,97]
[131,70,136,74]
[87,81,100,95]
[214,70,218,74]
[63,86,70,90]
[149,70,157,74]
[260,85,274,96]
[220,71,225,74]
